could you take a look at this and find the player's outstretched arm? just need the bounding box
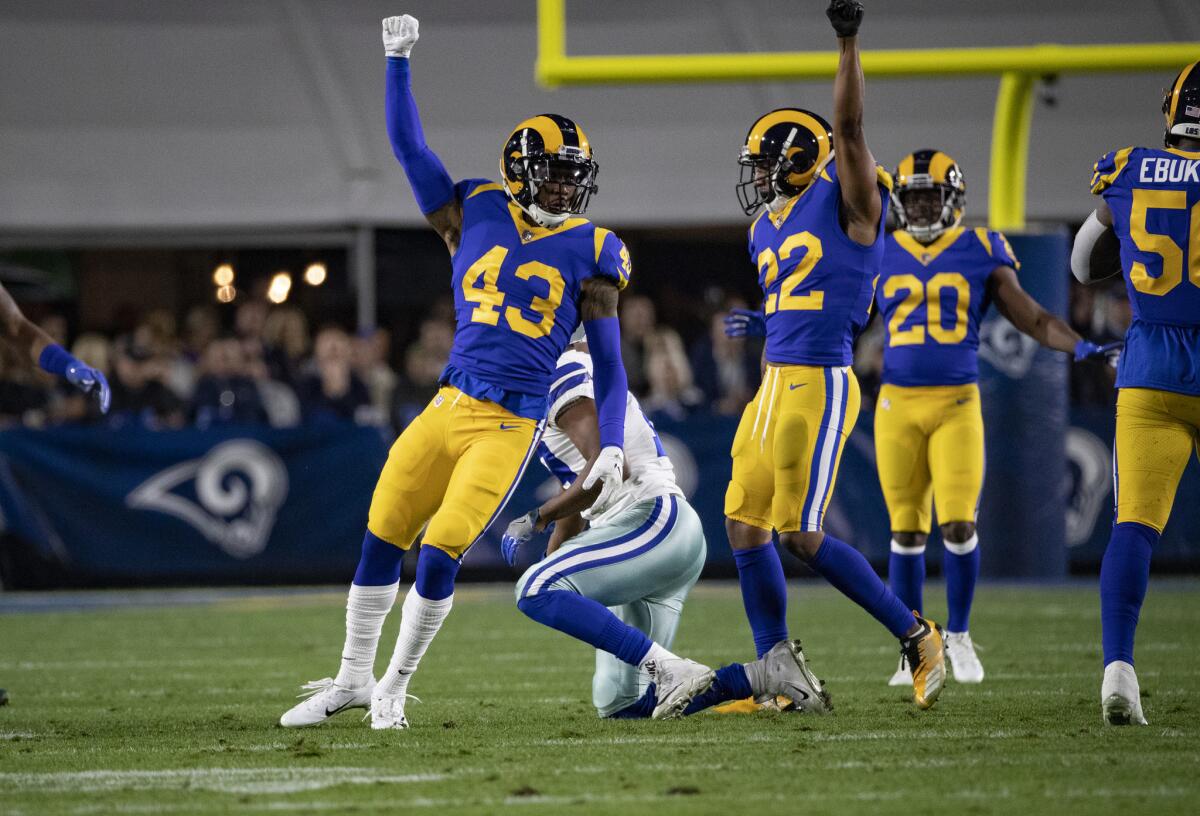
[1070,201,1123,284]
[383,15,462,253]
[579,278,629,514]
[827,0,881,245]
[989,265,1087,356]
[0,284,110,413]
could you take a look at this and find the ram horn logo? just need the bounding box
[127,440,288,559]
[978,316,1040,379]
[1065,426,1113,548]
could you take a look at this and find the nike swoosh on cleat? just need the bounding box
[955,398,970,405]
[499,423,520,430]
[788,383,807,390]
[324,699,357,718]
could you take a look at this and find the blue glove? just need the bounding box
[40,344,112,414]
[501,509,540,567]
[723,308,766,338]
[1074,340,1123,368]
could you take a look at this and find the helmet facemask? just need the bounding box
[506,146,598,228]
[892,175,965,243]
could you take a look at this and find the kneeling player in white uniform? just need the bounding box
[502,342,830,719]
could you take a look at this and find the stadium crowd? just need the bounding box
[0,277,1124,433]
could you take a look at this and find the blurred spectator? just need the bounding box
[190,335,269,428]
[235,299,269,343]
[297,326,371,424]
[620,295,656,397]
[182,306,220,363]
[393,318,453,426]
[110,334,187,429]
[354,328,398,424]
[262,306,310,387]
[689,309,760,415]
[1068,279,1123,407]
[642,328,703,420]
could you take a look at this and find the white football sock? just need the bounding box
[334,582,399,688]
[639,642,679,674]
[944,534,979,555]
[376,586,453,698]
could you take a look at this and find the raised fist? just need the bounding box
[826,0,864,38]
[382,14,419,58]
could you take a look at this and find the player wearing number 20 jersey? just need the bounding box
[878,149,1104,689]
[1074,60,1200,726]
[280,13,633,733]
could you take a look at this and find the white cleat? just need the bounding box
[650,657,714,720]
[1102,661,1148,726]
[945,631,984,683]
[279,677,374,728]
[887,655,913,687]
[370,692,419,730]
[761,640,831,714]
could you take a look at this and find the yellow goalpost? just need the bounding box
[534,0,1199,230]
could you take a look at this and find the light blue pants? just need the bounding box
[516,495,707,716]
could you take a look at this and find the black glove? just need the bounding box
[827,0,864,38]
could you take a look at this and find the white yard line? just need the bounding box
[0,767,449,795]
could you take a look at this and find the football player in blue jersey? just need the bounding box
[280,14,633,731]
[501,338,829,719]
[876,150,1117,688]
[722,0,948,710]
[0,283,110,414]
[1070,60,1200,726]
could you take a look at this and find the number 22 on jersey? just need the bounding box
[462,245,564,339]
[759,232,824,313]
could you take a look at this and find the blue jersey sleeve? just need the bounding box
[1091,147,1135,195]
[592,228,631,290]
[983,229,1020,271]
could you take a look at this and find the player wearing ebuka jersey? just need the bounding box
[723,1,946,710]
[878,150,1117,689]
[501,343,829,719]
[280,14,632,731]
[1071,61,1200,726]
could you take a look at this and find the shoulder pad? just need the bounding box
[1090,148,1135,195]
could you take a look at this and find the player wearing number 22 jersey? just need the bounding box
[877,149,1111,690]
[1072,60,1200,726]
[280,13,658,732]
[723,0,947,712]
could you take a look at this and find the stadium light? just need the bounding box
[212,263,235,287]
[267,272,293,304]
[215,285,236,303]
[304,262,327,286]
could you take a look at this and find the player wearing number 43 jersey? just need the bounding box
[877,150,1117,689]
[723,0,946,711]
[1072,60,1200,727]
[281,13,633,731]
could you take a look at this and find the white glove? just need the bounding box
[581,446,625,520]
[382,14,419,58]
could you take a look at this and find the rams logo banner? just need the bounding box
[127,440,288,559]
[0,424,387,583]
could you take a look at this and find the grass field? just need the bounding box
[2,580,1199,815]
